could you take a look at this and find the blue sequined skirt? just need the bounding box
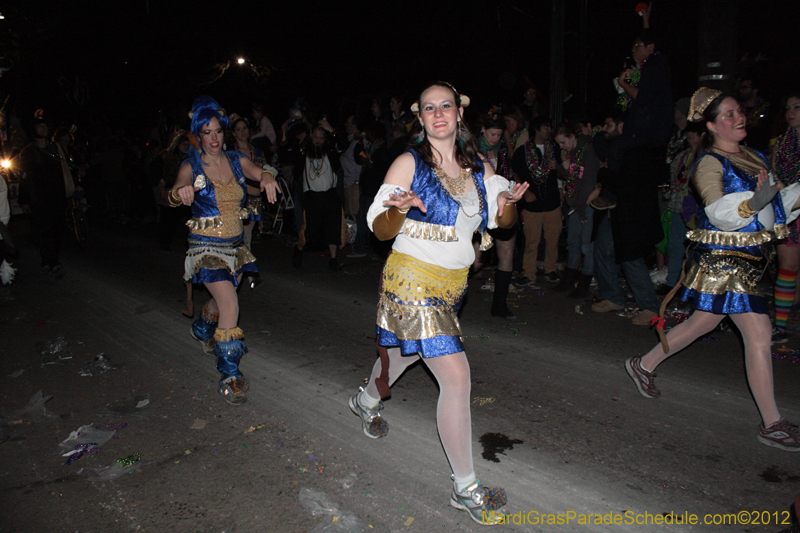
[678,243,768,315]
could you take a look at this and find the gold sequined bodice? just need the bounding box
[194,179,244,239]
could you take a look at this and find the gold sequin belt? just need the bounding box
[376,252,468,340]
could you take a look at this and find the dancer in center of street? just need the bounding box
[348,82,528,525]
[169,96,279,405]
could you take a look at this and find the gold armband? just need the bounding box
[260,170,275,180]
[737,200,758,219]
[373,207,408,241]
[496,203,518,229]
[167,188,183,207]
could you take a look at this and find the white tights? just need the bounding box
[364,348,475,484]
[640,310,780,426]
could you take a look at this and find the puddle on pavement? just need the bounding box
[479,432,523,463]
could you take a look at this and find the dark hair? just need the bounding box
[530,116,552,132]
[502,106,526,130]
[769,91,800,137]
[389,91,407,107]
[685,121,705,135]
[408,82,481,173]
[52,127,71,141]
[475,112,504,133]
[603,108,627,124]
[391,122,407,138]
[700,93,737,150]
[230,116,249,131]
[784,91,800,105]
[554,121,582,138]
[347,113,365,132]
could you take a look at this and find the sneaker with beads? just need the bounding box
[450,479,508,525]
[349,389,388,439]
[219,376,249,405]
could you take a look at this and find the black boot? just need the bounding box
[553,267,578,292]
[292,247,303,268]
[568,273,593,299]
[491,270,516,318]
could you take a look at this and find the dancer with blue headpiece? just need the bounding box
[167,96,280,404]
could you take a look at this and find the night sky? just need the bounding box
[1,0,798,137]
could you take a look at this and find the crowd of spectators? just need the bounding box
[0,10,795,340]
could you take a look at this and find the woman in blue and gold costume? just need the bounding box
[168,96,279,405]
[348,82,528,525]
[625,88,800,451]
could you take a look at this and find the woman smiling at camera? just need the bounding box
[347,82,528,524]
[625,88,800,451]
[167,96,279,405]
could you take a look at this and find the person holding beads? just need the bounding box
[625,88,800,451]
[347,82,528,524]
[168,96,279,405]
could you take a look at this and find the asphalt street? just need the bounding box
[0,218,798,532]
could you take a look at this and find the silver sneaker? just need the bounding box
[348,388,388,439]
[450,479,507,525]
[219,377,249,405]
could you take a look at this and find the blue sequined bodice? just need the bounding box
[405,150,489,232]
[695,150,785,235]
[183,150,247,219]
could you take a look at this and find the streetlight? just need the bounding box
[237,57,245,65]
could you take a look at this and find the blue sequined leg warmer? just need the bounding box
[192,304,219,342]
[213,327,247,380]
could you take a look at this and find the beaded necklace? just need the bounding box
[616,52,658,111]
[508,129,524,152]
[310,159,324,179]
[774,128,800,186]
[665,131,687,164]
[524,140,554,184]
[563,146,586,198]
[309,147,326,180]
[432,164,485,219]
[480,140,510,178]
[495,140,511,179]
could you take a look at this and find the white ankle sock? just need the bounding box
[359,389,380,410]
[454,474,477,492]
